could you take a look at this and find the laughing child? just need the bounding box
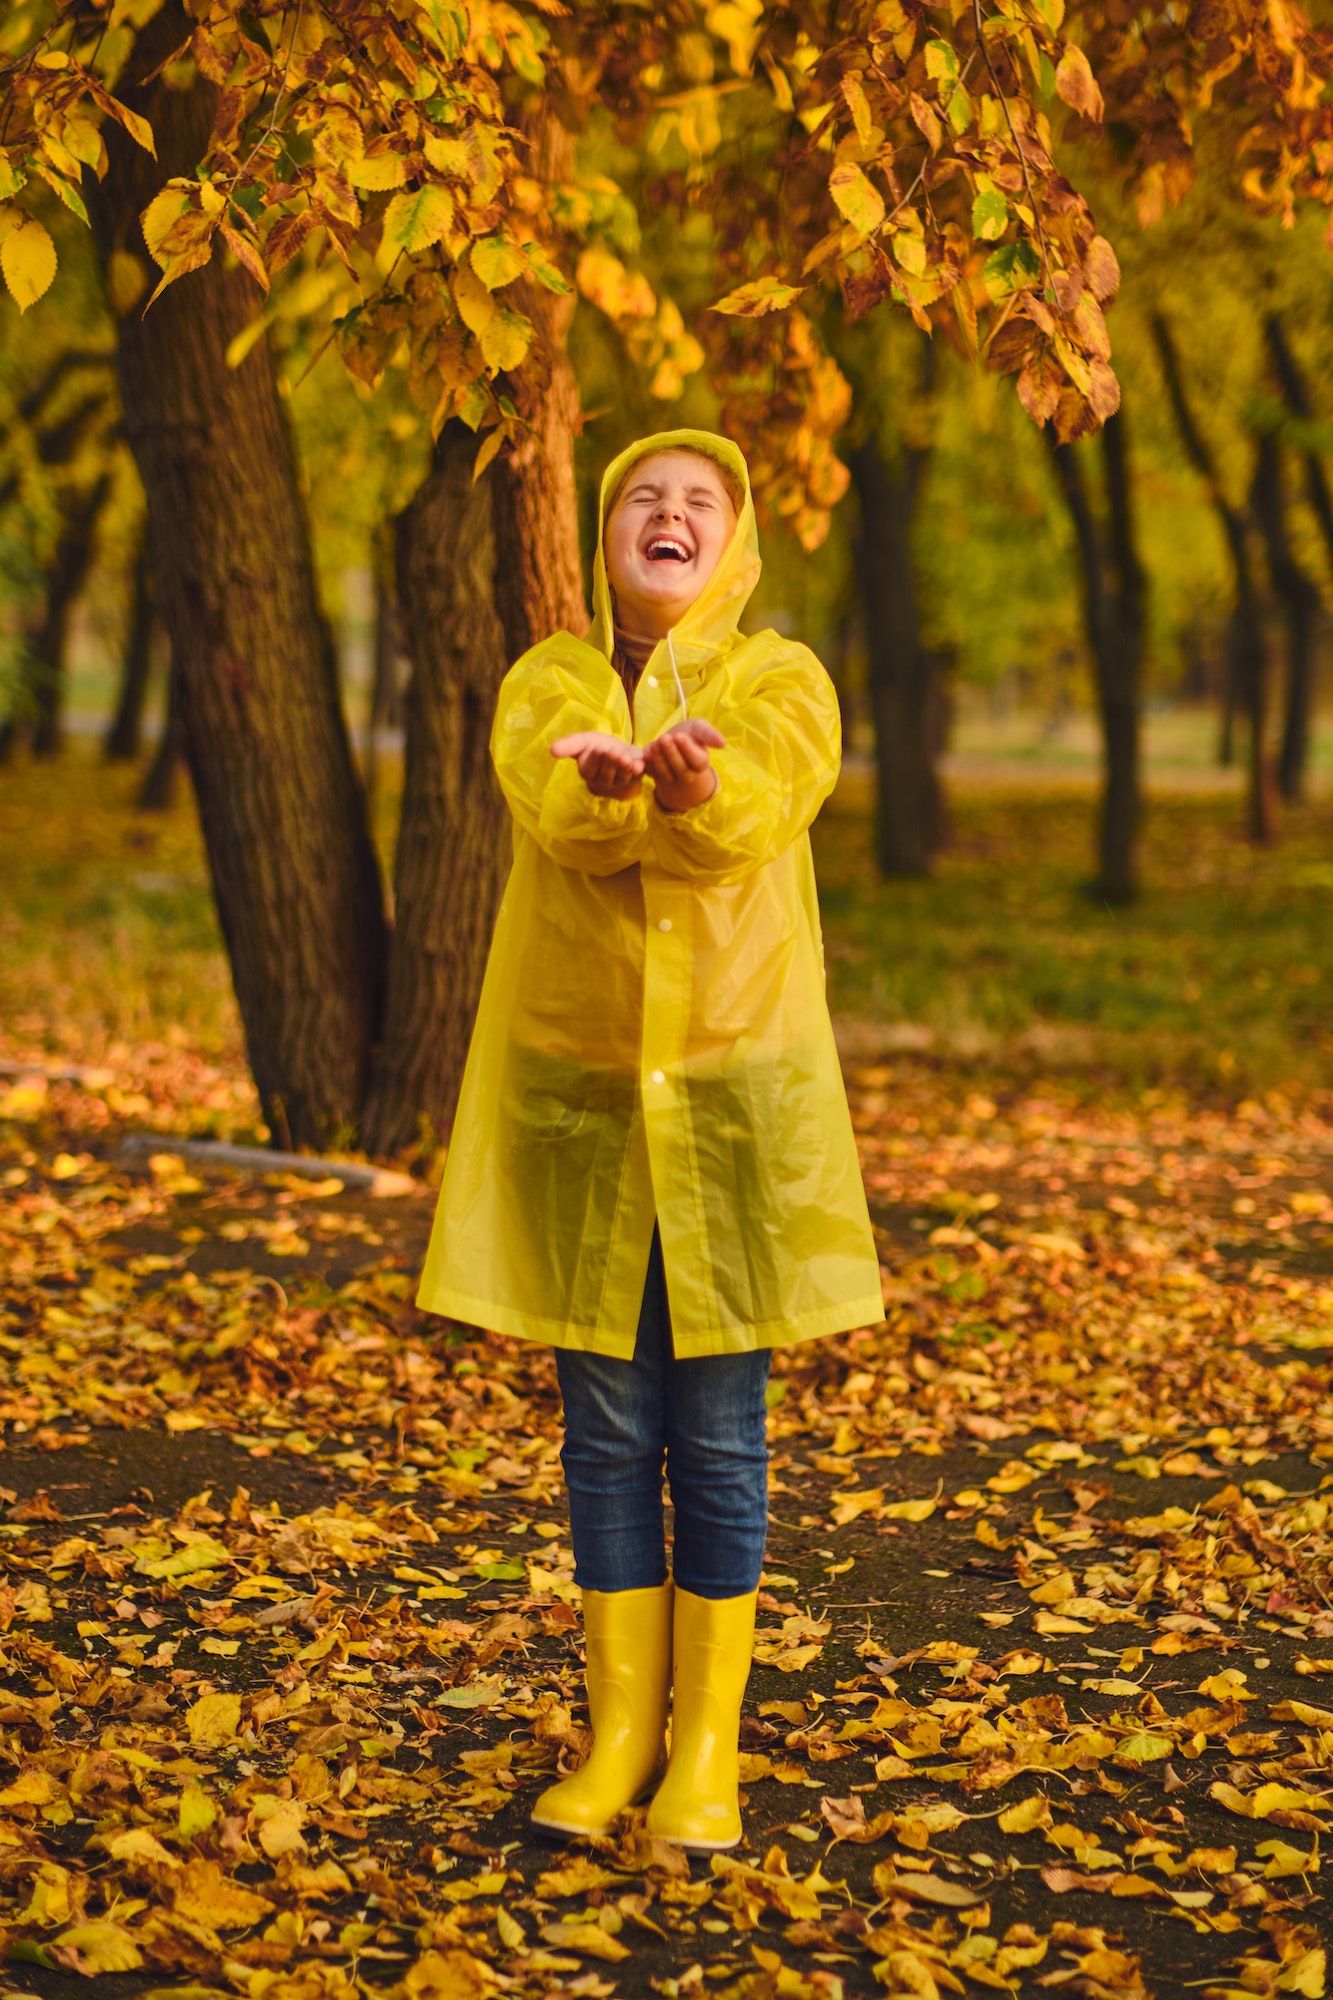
[418,429,882,1850]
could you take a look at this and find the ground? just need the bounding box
[0,747,1330,2000]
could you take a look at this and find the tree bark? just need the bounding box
[360,427,513,1156]
[1152,316,1275,842]
[489,104,587,656]
[849,432,940,876]
[1264,316,1327,800]
[87,1,386,1150]
[105,539,155,761]
[360,102,585,1156]
[1249,431,1320,803]
[26,471,111,759]
[138,652,184,811]
[362,517,402,813]
[1046,411,1145,904]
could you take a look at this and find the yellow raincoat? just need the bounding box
[417,429,883,1357]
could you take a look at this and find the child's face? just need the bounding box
[603,451,738,634]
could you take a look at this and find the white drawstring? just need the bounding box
[666,628,688,724]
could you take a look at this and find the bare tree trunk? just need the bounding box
[88,1,386,1150]
[362,517,402,813]
[1249,432,1320,804]
[138,652,183,810]
[360,103,585,1155]
[1152,316,1275,842]
[489,104,587,655]
[849,433,940,876]
[360,428,512,1156]
[1046,412,1145,904]
[29,471,111,759]
[1264,317,1327,801]
[106,538,155,761]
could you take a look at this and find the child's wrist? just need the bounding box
[655,769,718,814]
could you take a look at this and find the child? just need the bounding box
[417,429,882,1851]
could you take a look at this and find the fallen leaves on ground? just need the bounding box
[0,1042,1330,1994]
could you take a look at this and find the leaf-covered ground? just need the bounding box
[1,757,1331,2000]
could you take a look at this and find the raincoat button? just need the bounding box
[650,1069,665,1085]
[658,918,672,932]
[646,674,659,687]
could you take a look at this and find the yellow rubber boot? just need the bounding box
[531,1582,672,1837]
[646,1587,757,1852]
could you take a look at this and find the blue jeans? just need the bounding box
[554,1231,771,1598]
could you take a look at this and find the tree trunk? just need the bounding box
[360,105,585,1155]
[1249,432,1320,804]
[848,428,940,878]
[1266,315,1333,572]
[489,105,587,656]
[1264,317,1326,801]
[105,539,155,761]
[1152,316,1275,842]
[360,428,513,1156]
[29,471,111,759]
[362,518,402,813]
[87,2,386,1150]
[138,653,184,811]
[1046,412,1145,904]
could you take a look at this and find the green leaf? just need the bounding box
[924,39,959,85]
[471,1554,527,1580]
[419,0,467,61]
[828,161,885,237]
[984,239,1040,299]
[382,184,454,256]
[35,167,89,226]
[713,275,806,316]
[470,235,526,290]
[972,187,1009,241]
[524,242,572,295]
[0,155,28,201]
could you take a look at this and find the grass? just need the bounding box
[1,736,1330,1118]
[814,764,1333,1098]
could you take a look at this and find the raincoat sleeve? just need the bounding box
[491,637,651,877]
[648,640,840,884]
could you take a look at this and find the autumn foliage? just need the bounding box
[3,0,1333,526]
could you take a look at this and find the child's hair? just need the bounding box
[604,444,744,529]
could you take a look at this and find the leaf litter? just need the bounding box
[0,1055,1330,1997]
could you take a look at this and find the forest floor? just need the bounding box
[0,748,1331,2000]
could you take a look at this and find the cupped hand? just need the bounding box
[643,718,726,812]
[551,730,645,800]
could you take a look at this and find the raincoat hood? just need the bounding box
[587,429,762,669]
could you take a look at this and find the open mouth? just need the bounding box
[644,535,692,564]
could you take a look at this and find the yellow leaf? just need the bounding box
[178,1785,216,1840]
[186,1691,241,1747]
[831,1487,883,1525]
[1,212,57,312]
[882,1496,937,1522]
[255,1798,306,1859]
[1251,1783,1332,1820]
[0,1768,60,1807]
[350,148,407,190]
[54,1922,143,1974]
[828,160,885,237]
[106,1828,179,1868]
[480,307,532,374]
[170,1857,273,1931]
[382,184,454,256]
[470,235,525,289]
[999,1795,1053,1834]
[1055,42,1104,121]
[539,1921,630,1961]
[404,1948,499,1997]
